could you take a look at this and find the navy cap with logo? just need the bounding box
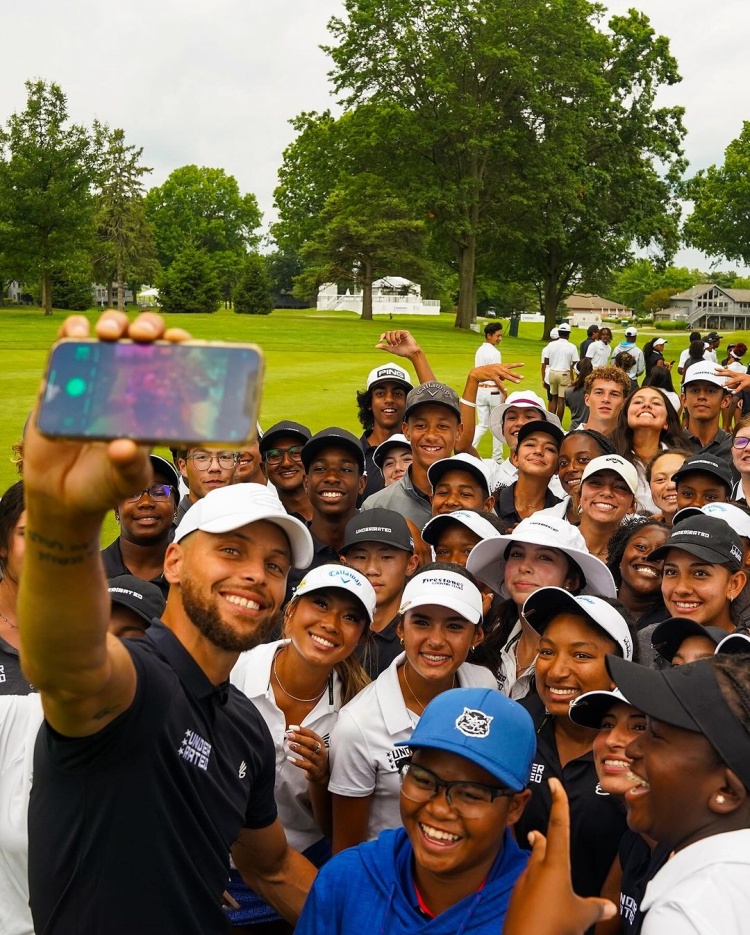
[515,419,565,449]
[340,508,414,554]
[650,618,727,664]
[403,382,462,421]
[395,687,536,791]
[301,427,365,472]
[107,575,166,625]
[648,513,743,569]
[259,420,312,456]
[672,453,733,493]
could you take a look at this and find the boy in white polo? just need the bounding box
[543,323,579,420]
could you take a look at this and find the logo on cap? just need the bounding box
[455,707,493,738]
[327,567,362,587]
[731,544,743,563]
[375,367,405,381]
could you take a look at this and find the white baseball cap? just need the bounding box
[294,564,376,623]
[691,501,750,540]
[490,390,562,440]
[421,509,503,548]
[173,484,314,568]
[558,323,571,333]
[581,454,638,496]
[522,588,633,660]
[400,569,483,625]
[625,327,638,337]
[466,514,616,598]
[682,361,729,389]
[366,363,413,392]
[427,453,492,494]
[550,327,559,339]
[653,338,667,347]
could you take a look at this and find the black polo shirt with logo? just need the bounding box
[517,694,628,900]
[28,621,277,935]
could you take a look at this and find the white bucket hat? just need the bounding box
[489,390,562,441]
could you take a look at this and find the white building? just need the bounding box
[317,276,440,315]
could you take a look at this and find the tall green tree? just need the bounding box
[0,80,98,315]
[234,254,274,315]
[157,244,220,314]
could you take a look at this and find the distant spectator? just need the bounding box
[564,358,593,431]
[677,331,702,375]
[579,324,600,359]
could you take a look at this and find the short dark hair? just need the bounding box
[587,324,600,336]
[0,481,24,577]
[484,322,503,338]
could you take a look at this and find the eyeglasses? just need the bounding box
[264,445,304,465]
[124,484,174,502]
[733,437,750,450]
[187,453,238,470]
[398,762,514,815]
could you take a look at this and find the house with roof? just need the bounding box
[562,293,633,328]
[668,284,750,330]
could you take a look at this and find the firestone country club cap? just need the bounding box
[467,514,616,599]
[625,327,638,338]
[149,454,180,491]
[557,322,571,333]
[403,381,462,421]
[300,427,365,472]
[340,508,414,554]
[422,509,503,548]
[293,563,376,624]
[395,687,536,792]
[173,483,314,568]
[515,418,565,449]
[400,569,483,625]
[107,575,166,625]
[522,587,633,660]
[427,453,492,496]
[581,454,638,496]
[490,391,563,439]
[650,618,727,664]
[259,420,312,456]
[607,654,750,790]
[671,453,733,493]
[648,513,743,570]
[366,362,413,393]
[372,434,411,473]
[568,688,633,730]
[681,361,729,390]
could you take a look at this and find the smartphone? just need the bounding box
[37,339,264,446]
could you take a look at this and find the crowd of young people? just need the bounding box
[3,311,750,935]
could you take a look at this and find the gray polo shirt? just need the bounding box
[360,467,431,530]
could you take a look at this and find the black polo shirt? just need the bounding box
[688,428,736,478]
[618,830,670,935]
[359,431,386,504]
[358,614,402,679]
[101,537,170,599]
[516,694,628,900]
[495,483,562,528]
[0,634,34,694]
[28,621,277,935]
[285,532,341,603]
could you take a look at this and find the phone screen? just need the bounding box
[37,339,263,445]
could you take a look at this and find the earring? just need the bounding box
[577,504,583,515]
[399,638,404,646]
[716,795,726,805]
[730,596,735,603]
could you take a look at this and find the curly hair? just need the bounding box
[613,351,635,373]
[356,388,375,433]
[606,516,667,589]
[584,366,632,397]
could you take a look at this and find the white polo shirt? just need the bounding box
[545,339,579,372]
[475,342,502,368]
[328,652,497,841]
[585,340,610,368]
[230,640,341,852]
[641,829,750,934]
[0,693,43,935]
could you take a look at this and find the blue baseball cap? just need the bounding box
[396,688,535,791]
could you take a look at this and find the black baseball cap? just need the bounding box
[607,654,750,789]
[515,419,565,448]
[650,618,727,664]
[150,455,180,490]
[705,331,722,342]
[672,454,733,493]
[107,575,166,625]
[259,420,311,456]
[340,508,414,554]
[403,382,461,421]
[301,427,365,472]
[648,513,743,569]
[426,453,491,495]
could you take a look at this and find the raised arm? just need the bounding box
[375,330,436,384]
[455,363,524,454]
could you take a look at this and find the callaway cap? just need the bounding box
[403,381,462,421]
[515,418,565,448]
[173,483,314,568]
[681,362,729,390]
[671,453,733,493]
[340,508,414,554]
[400,568,483,625]
[372,434,411,473]
[427,453,492,495]
[650,618,726,664]
[259,420,311,456]
[466,515,616,598]
[366,363,412,392]
[568,688,634,730]
[648,513,743,569]
[107,575,166,625]
[422,509,503,548]
[522,587,633,660]
[607,654,750,789]
[581,454,638,495]
[396,687,536,791]
[293,563,376,624]
[301,427,365,472]
[490,391,563,439]
[149,454,180,490]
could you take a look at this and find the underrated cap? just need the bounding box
[259,420,312,456]
[467,515,616,598]
[372,434,411,472]
[107,575,166,625]
[649,513,743,569]
[568,688,633,730]
[173,483,314,568]
[400,569,483,625]
[150,454,180,490]
[681,362,729,390]
[340,508,414,554]
[300,427,365,472]
[396,687,536,791]
[515,418,565,449]
[607,655,750,789]
[403,381,462,421]
[625,327,638,338]
[293,563,376,624]
[366,362,413,392]
[557,322,571,333]
[651,618,726,664]
[581,454,638,496]
[522,587,633,660]
[671,453,733,493]
[422,509,503,548]
[427,453,491,495]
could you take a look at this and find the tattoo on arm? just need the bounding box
[28,530,97,566]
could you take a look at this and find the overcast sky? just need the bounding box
[2,0,747,271]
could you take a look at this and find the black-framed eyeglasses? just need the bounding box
[733,437,750,450]
[398,762,514,815]
[187,452,238,470]
[124,484,175,502]
[264,445,304,465]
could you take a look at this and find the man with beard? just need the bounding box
[19,311,318,935]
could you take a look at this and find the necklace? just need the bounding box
[402,665,455,714]
[272,653,328,704]
[0,607,17,630]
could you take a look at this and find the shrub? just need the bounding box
[234,253,274,315]
[158,245,220,314]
